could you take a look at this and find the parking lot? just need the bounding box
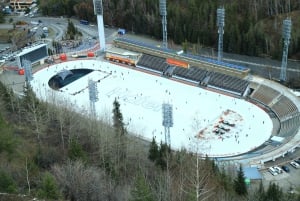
[261,154,300,193]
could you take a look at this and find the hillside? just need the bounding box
[37,0,300,60]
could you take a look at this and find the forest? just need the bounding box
[38,0,300,60]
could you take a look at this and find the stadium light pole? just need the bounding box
[93,0,106,52]
[88,79,99,118]
[159,0,168,49]
[162,103,173,146]
[217,7,225,61]
[280,18,292,82]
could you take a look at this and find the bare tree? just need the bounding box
[52,160,120,201]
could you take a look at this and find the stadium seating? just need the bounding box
[137,54,168,73]
[206,72,249,95]
[250,85,280,105]
[271,95,299,120]
[137,54,249,96]
[250,84,300,138]
[277,114,300,137]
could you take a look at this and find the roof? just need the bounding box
[114,37,249,72]
[17,43,47,57]
[243,167,262,180]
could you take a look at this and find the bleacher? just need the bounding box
[207,72,249,96]
[249,84,300,138]
[172,66,207,82]
[136,54,249,96]
[136,54,168,73]
[250,85,280,105]
[271,96,299,120]
[278,114,300,137]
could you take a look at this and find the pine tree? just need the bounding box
[0,169,17,193]
[155,142,171,170]
[112,98,127,175]
[37,172,60,200]
[112,98,126,136]
[234,164,247,196]
[265,183,283,201]
[148,137,159,162]
[68,138,87,162]
[130,173,154,201]
[256,181,265,201]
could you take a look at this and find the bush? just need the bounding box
[0,169,17,193]
[37,172,60,199]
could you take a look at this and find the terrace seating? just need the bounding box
[137,54,168,73]
[278,113,300,137]
[137,54,249,96]
[206,72,249,95]
[271,96,299,120]
[251,85,280,105]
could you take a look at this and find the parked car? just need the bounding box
[290,161,300,169]
[281,165,290,173]
[273,166,283,174]
[268,167,278,176]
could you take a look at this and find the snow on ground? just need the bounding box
[31,60,273,157]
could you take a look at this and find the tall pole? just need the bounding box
[162,103,173,146]
[280,18,292,82]
[88,79,99,118]
[160,0,168,49]
[93,0,106,52]
[217,7,225,61]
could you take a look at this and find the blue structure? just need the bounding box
[243,167,262,180]
[118,28,126,35]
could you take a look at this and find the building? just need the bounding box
[10,0,35,11]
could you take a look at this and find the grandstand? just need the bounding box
[135,53,249,96]
[250,85,281,106]
[247,81,300,153]
[114,37,250,78]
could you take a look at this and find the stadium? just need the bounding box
[29,36,300,167]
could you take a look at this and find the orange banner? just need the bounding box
[166,58,189,68]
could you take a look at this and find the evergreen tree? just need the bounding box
[0,169,17,193]
[112,98,126,136]
[155,142,171,170]
[256,181,265,201]
[130,173,154,201]
[148,137,159,162]
[0,116,17,156]
[265,183,283,201]
[68,138,87,162]
[37,172,61,200]
[234,164,247,196]
[112,98,127,174]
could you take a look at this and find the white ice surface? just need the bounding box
[31,60,273,157]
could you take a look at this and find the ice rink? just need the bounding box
[30,59,273,157]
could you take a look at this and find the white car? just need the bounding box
[268,167,278,176]
[273,166,283,174]
[290,161,300,169]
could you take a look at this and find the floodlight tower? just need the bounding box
[93,0,105,52]
[159,0,168,49]
[23,59,33,83]
[162,103,173,146]
[217,7,225,61]
[88,79,99,118]
[280,18,292,82]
